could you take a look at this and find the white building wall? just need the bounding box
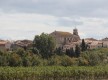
[5,42,11,50]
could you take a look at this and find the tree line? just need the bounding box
[33,33,87,59]
[0,33,90,67]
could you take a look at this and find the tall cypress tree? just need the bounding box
[70,48,75,57]
[56,47,63,55]
[81,39,86,51]
[66,48,75,57]
[75,45,81,57]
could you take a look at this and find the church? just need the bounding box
[50,28,80,50]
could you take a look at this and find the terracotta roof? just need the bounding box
[14,40,32,47]
[0,42,6,44]
[0,40,9,44]
[85,38,98,41]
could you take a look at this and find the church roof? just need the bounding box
[50,31,72,37]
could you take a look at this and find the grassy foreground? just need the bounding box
[0,66,108,80]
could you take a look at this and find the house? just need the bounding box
[102,38,108,48]
[84,37,108,49]
[0,40,11,51]
[11,40,33,50]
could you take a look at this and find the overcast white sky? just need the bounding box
[0,0,108,40]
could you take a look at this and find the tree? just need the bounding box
[70,48,75,57]
[33,33,56,59]
[75,45,81,57]
[63,38,67,45]
[16,48,25,57]
[81,39,86,51]
[66,49,70,56]
[9,53,22,66]
[55,47,63,55]
[22,56,32,67]
[32,47,39,55]
[66,48,75,57]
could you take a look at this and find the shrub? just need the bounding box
[78,57,89,66]
[16,48,25,57]
[9,53,22,66]
[80,48,108,66]
[48,55,62,66]
[60,55,78,66]
[31,55,42,66]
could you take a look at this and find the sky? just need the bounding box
[0,0,108,40]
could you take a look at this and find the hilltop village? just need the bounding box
[0,28,108,51]
[50,28,108,50]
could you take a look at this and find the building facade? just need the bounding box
[0,40,11,51]
[50,28,80,50]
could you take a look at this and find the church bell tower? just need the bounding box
[73,28,78,35]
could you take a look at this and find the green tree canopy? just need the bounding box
[33,33,56,59]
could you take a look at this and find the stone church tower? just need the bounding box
[73,28,78,35]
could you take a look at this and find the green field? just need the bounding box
[0,66,108,80]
